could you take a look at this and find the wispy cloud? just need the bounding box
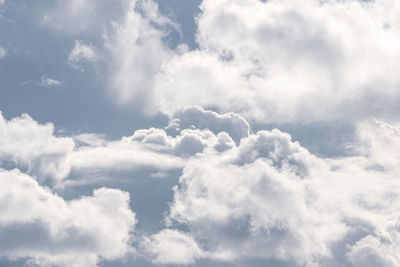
[22,75,62,88]
[0,46,6,59]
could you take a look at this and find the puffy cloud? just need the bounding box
[144,118,400,266]
[5,107,400,266]
[68,40,99,70]
[0,168,136,267]
[166,106,250,143]
[105,0,177,111]
[0,108,243,186]
[151,0,400,123]
[99,0,400,125]
[166,130,342,265]
[141,229,203,264]
[348,235,400,267]
[38,0,400,124]
[0,112,74,182]
[352,118,400,172]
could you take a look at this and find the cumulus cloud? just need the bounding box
[0,109,243,185]
[8,0,400,266]
[3,107,400,266]
[97,0,400,125]
[142,117,400,267]
[166,106,250,143]
[68,40,99,70]
[0,112,73,182]
[141,229,203,264]
[0,168,136,267]
[38,0,400,125]
[105,0,177,111]
[152,0,400,123]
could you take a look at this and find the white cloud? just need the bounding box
[4,107,400,266]
[0,168,136,267]
[166,106,250,144]
[68,40,99,69]
[0,109,237,185]
[38,0,400,125]
[0,112,73,182]
[105,0,176,111]
[39,75,62,88]
[141,229,203,264]
[143,117,400,266]
[0,47,6,59]
[101,0,400,125]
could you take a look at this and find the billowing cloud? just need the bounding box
[0,112,73,182]
[141,229,203,264]
[0,109,242,185]
[166,106,250,144]
[159,0,400,123]
[102,0,400,125]
[4,0,400,266]
[0,168,136,267]
[105,0,177,111]
[143,117,400,266]
[2,104,400,267]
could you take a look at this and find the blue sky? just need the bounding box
[1,0,400,267]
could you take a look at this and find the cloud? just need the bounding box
[141,229,203,264]
[68,40,99,70]
[37,0,400,125]
[100,0,400,125]
[39,75,62,88]
[143,117,400,266]
[0,168,136,267]
[4,107,400,266]
[0,47,6,59]
[41,0,129,34]
[0,108,243,185]
[156,0,400,123]
[0,112,74,182]
[166,106,250,144]
[105,0,177,111]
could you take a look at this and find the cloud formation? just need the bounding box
[2,106,400,267]
[0,112,73,182]
[143,117,400,267]
[3,1,400,266]
[101,0,400,125]
[0,168,135,267]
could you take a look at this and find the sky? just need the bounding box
[1,0,400,266]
